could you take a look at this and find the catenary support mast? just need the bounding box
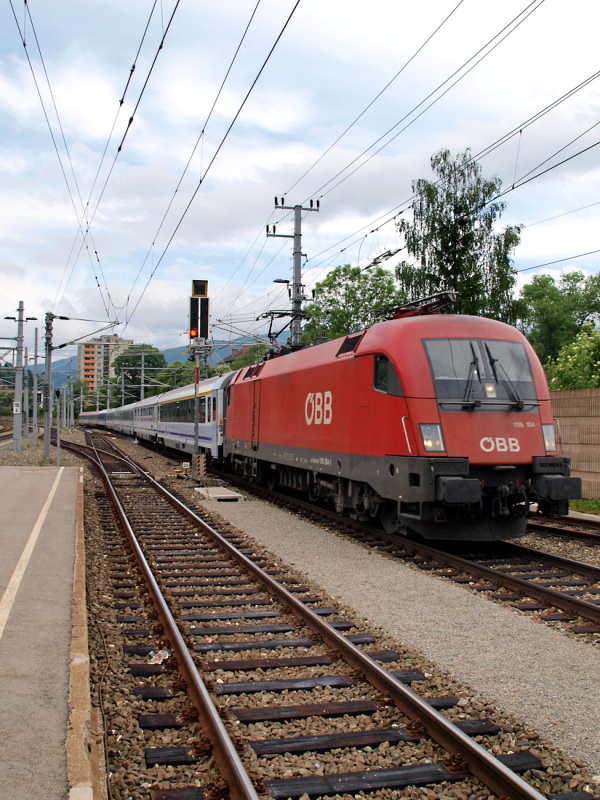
[267,199,319,349]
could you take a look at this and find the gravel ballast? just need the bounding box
[195,493,600,777]
[4,435,599,792]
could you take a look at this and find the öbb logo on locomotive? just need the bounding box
[305,391,333,425]
[480,437,520,453]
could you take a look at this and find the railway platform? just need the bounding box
[0,466,96,800]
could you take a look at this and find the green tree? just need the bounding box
[229,344,270,368]
[0,390,13,416]
[112,344,167,403]
[71,379,90,414]
[302,264,406,345]
[518,271,600,362]
[546,327,600,390]
[395,148,523,322]
[0,365,14,391]
[154,360,196,390]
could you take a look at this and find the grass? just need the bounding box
[569,498,600,516]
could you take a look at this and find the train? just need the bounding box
[79,300,581,541]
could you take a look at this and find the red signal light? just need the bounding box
[190,327,199,339]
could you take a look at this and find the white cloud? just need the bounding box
[1,0,600,355]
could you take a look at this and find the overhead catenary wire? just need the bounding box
[221,76,600,337]
[215,0,549,323]
[305,0,547,204]
[125,0,264,306]
[8,3,600,355]
[11,0,176,324]
[516,249,600,273]
[121,0,303,334]
[301,65,600,278]
[283,0,467,197]
[55,0,161,315]
[7,0,113,318]
[205,0,471,318]
[81,0,183,211]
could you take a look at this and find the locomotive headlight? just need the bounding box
[542,423,557,453]
[420,423,445,452]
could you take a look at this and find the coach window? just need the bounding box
[199,398,206,424]
[374,355,403,396]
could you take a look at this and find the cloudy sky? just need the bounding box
[1,0,599,373]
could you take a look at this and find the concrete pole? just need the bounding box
[43,313,53,462]
[291,205,303,349]
[12,301,24,451]
[23,346,29,444]
[32,328,39,446]
[55,390,61,467]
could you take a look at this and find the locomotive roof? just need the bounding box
[233,314,530,382]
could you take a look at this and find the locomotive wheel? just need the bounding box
[380,502,400,534]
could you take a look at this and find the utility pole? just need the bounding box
[43,312,54,462]
[32,327,39,446]
[14,302,24,450]
[267,198,319,349]
[23,346,29,444]
[4,302,37,451]
[43,312,68,462]
[55,390,61,467]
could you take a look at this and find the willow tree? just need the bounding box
[396,148,523,323]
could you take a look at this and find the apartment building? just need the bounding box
[77,335,134,392]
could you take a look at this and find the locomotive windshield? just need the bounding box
[424,338,537,408]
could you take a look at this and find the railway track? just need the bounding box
[400,539,600,636]
[64,430,594,800]
[190,459,600,641]
[0,425,13,444]
[527,517,600,545]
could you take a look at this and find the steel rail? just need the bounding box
[506,541,600,580]
[132,463,548,800]
[527,519,600,543]
[86,438,261,800]
[254,488,600,626]
[394,539,600,625]
[237,478,600,624]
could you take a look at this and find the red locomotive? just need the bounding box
[224,299,580,540]
[80,296,581,541]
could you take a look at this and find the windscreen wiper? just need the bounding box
[462,341,482,408]
[484,343,524,409]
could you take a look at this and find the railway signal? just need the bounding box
[189,296,200,340]
[189,282,209,343]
